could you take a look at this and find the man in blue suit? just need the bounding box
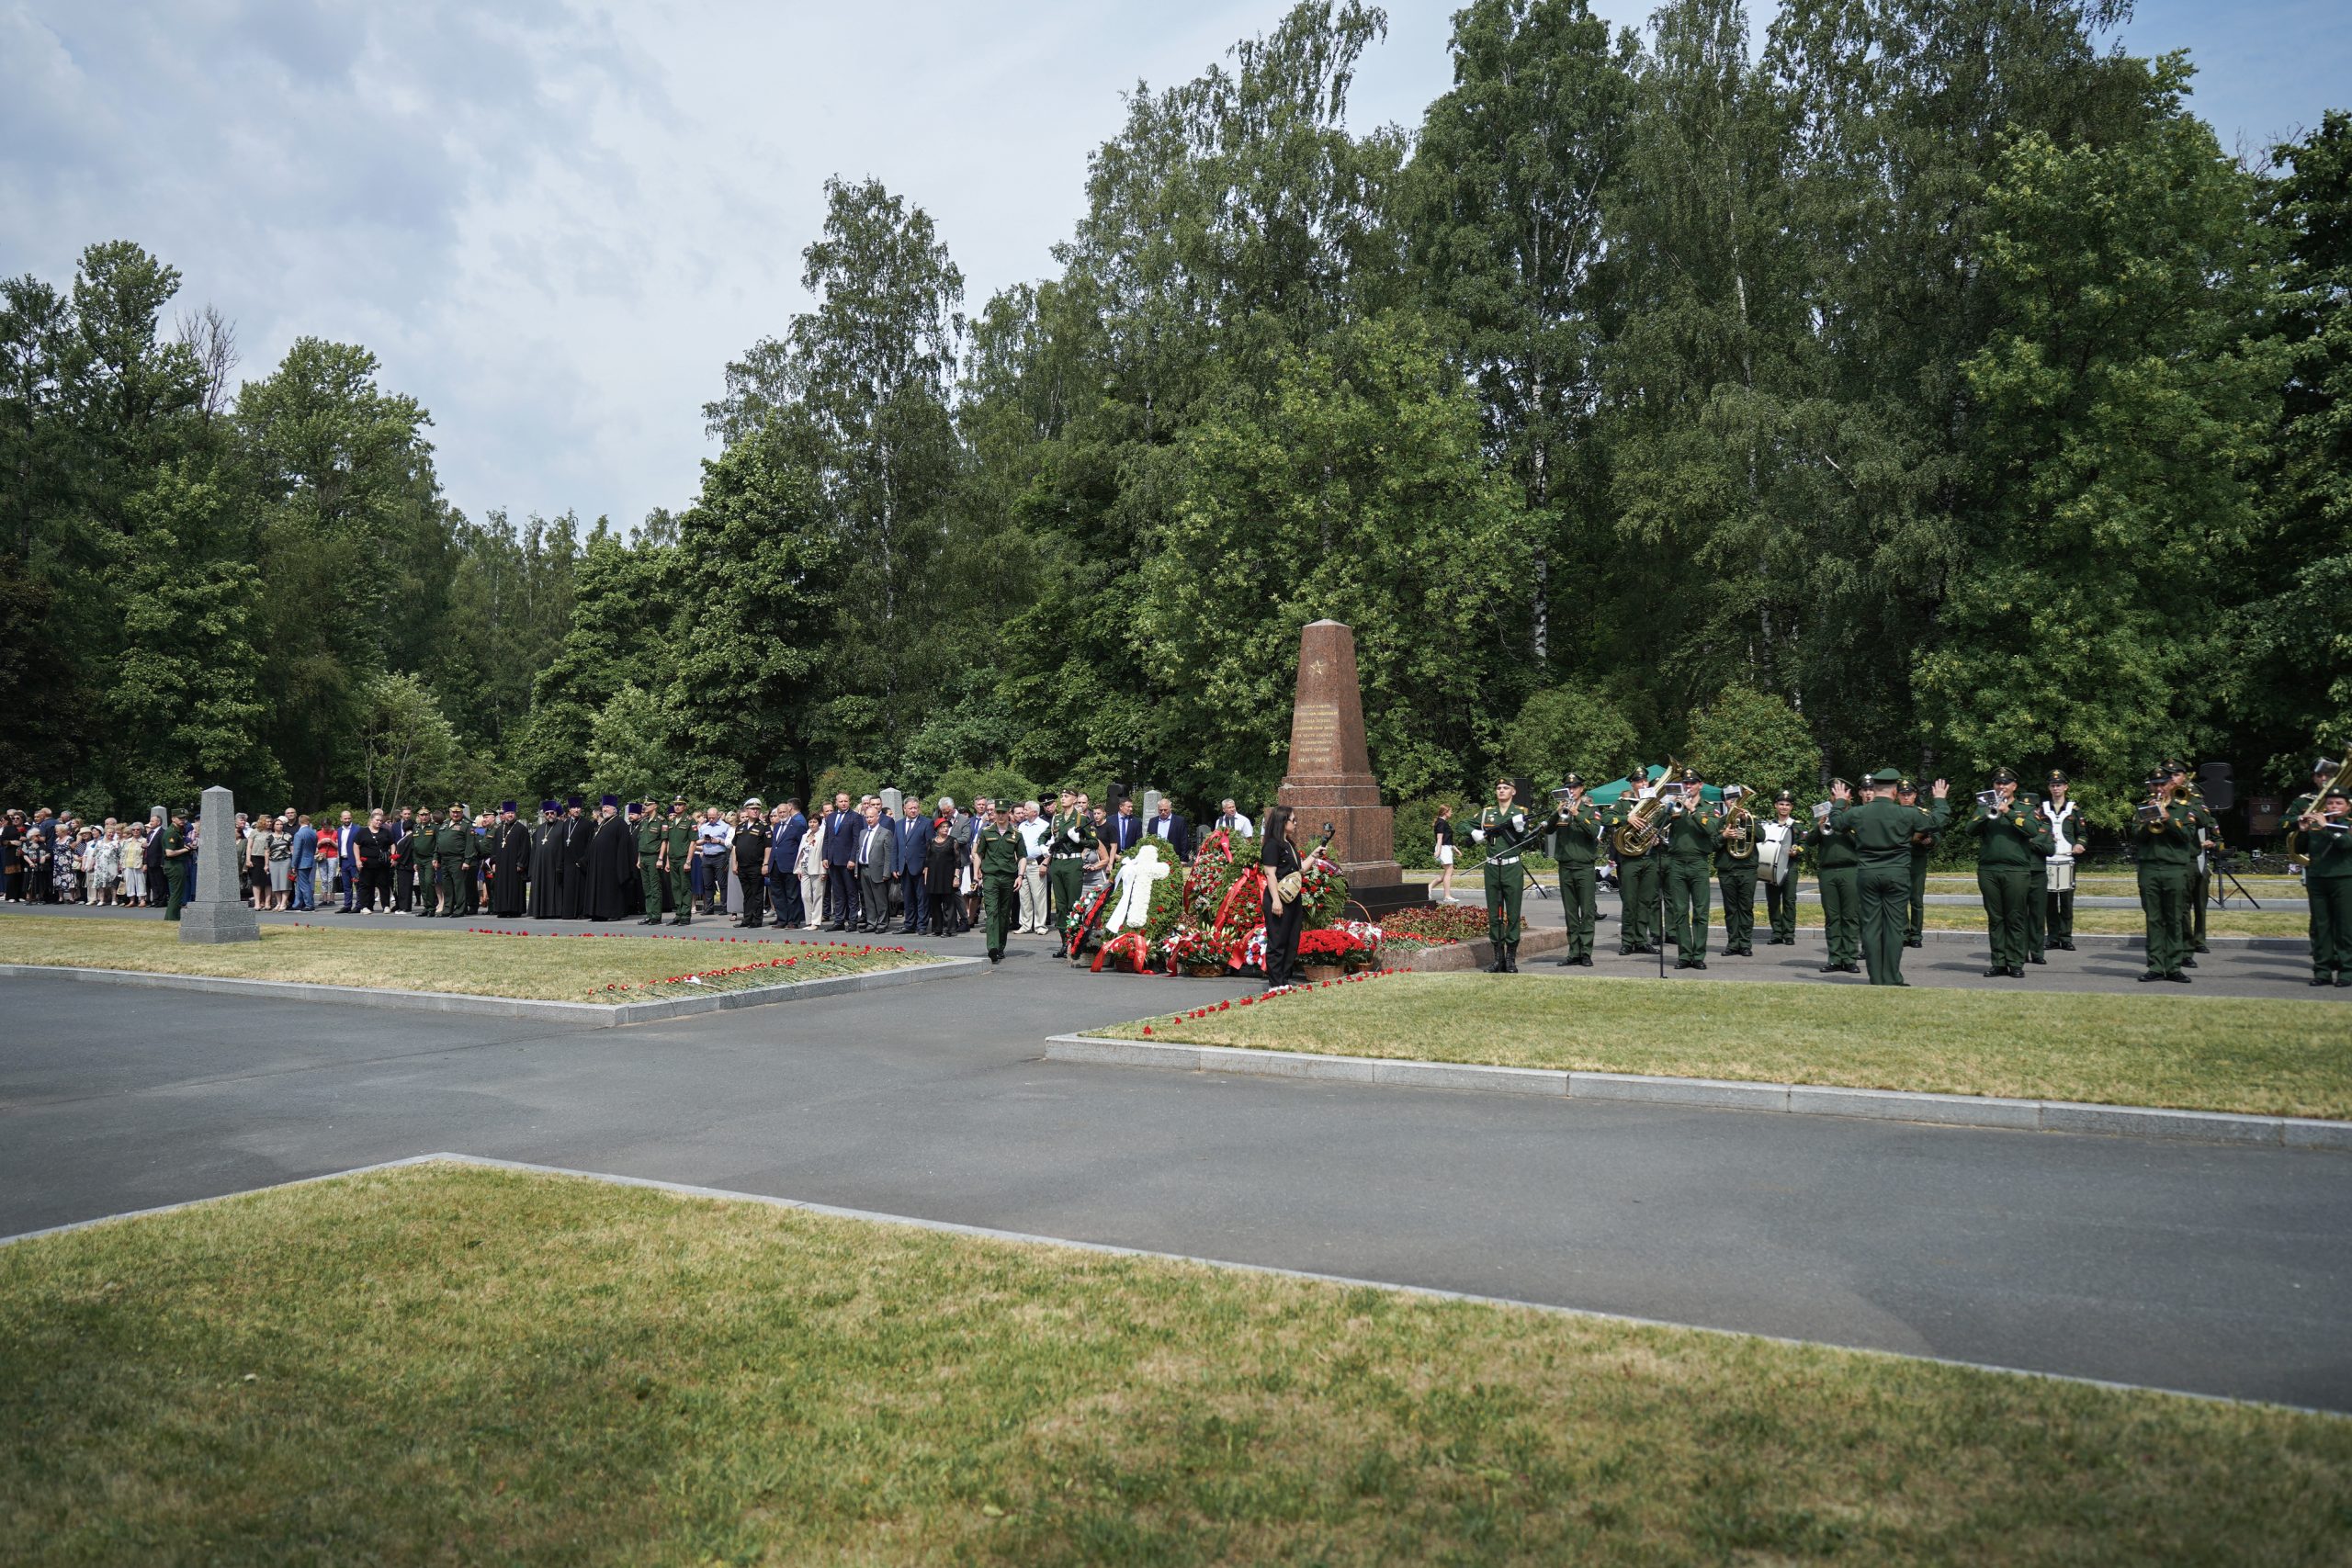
[767,798,807,928]
[894,795,931,934]
[290,815,318,910]
[1102,796,1143,856]
[820,791,860,931]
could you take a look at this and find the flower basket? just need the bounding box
[1185,963,1227,979]
[1302,963,1342,985]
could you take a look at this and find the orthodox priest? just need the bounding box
[588,794,635,922]
[527,801,565,918]
[487,801,531,917]
[561,795,594,919]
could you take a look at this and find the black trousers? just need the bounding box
[769,868,800,926]
[394,862,413,911]
[360,863,392,910]
[829,862,857,926]
[861,875,890,931]
[736,869,764,925]
[1262,897,1304,987]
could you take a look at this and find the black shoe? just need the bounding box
[2337,977,2350,988]
[1825,964,1849,975]
[2181,956,2197,968]
[2313,976,2334,987]
[1676,957,1692,969]
[2165,971,2190,983]
[1487,955,1510,974]
[1692,959,1707,970]
[1578,954,1595,966]
[828,922,846,931]
[989,949,1002,964]
[2192,942,2211,953]
[2140,971,2162,982]
[1904,937,1922,948]
[1843,963,1862,974]
[2027,954,2045,964]
[2008,966,2026,977]
[1985,967,2007,978]
[2058,940,2075,950]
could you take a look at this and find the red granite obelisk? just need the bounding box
[1275,620,1416,911]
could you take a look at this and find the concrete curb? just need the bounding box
[0,955,982,1027]
[1042,1034,2352,1151]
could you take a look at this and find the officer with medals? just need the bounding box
[1606,763,1660,955]
[1658,766,1721,970]
[1895,777,1933,948]
[1544,774,1602,966]
[1967,768,2051,977]
[1831,768,1951,986]
[1471,778,1532,973]
[636,801,666,924]
[1713,783,1759,958]
[659,796,695,925]
[977,802,1023,964]
[1804,780,1861,974]
[2286,762,2350,987]
[2129,769,2199,982]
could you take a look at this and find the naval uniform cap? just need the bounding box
[742,796,764,810]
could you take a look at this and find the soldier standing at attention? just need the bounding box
[1658,767,1722,970]
[660,796,695,926]
[2130,770,2199,983]
[1606,764,1660,956]
[1895,778,1933,949]
[636,803,666,925]
[1545,774,1602,967]
[409,807,441,917]
[1833,769,1951,986]
[1806,780,1861,974]
[732,800,770,928]
[1470,778,1532,973]
[160,809,191,920]
[1046,791,1088,931]
[1758,791,1801,944]
[977,802,1023,964]
[434,804,475,919]
[2290,779,2352,986]
[1713,784,1758,958]
[2039,772,2084,950]
[1968,768,2052,977]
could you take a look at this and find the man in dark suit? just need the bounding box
[766,798,807,928]
[821,791,860,930]
[334,811,359,910]
[1147,799,1192,862]
[1102,796,1142,856]
[144,811,169,907]
[854,800,895,933]
[892,797,931,934]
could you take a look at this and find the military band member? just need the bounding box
[2288,767,2350,987]
[1806,781,1861,973]
[1895,778,1932,948]
[2129,770,2199,982]
[2036,773,2082,949]
[660,796,695,925]
[1758,791,1801,944]
[636,802,666,924]
[1968,768,2051,977]
[1658,767,1721,969]
[1713,784,1758,957]
[2167,761,2218,962]
[2020,782,2050,966]
[1546,774,1602,966]
[1471,778,1532,972]
[1607,764,1660,955]
[1833,769,1951,986]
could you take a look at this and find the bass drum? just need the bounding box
[2047,858,2077,894]
[1756,838,1788,883]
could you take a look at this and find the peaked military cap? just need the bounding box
[2047,769,2069,785]
[743,796,764,810]
[1990,766,2018,784]
[1774,789,1793,803]
[1561,773,1584,789]
[2164,759,2189,777]
[673,794,689,805]
[1869,767,1902,784]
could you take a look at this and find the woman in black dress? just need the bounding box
[1260,806,1303,991]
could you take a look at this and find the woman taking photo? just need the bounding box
[1259,805,1304,992]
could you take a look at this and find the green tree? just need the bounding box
[514,521,676,801]
[1684,684,1822,802]
[1501,686,1640,788]
[355,671,460,811]
[583,682,678,806]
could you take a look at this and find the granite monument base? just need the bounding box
[178,899,261,945]
[181,782,261,945]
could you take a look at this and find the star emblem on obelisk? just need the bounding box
[1309,658,1329,680]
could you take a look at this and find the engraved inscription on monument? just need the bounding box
[1277,619,1413,909]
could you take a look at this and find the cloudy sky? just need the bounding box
[5,0,2343,535]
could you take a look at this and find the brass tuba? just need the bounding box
[1722,785,1756,860]
[1612,759,1679,857]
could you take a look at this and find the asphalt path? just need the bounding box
[3,911,2348,1410]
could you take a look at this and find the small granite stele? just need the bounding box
[180,784,261,945]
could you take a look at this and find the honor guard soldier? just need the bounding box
[1805,781,1861,973]
[1758,791,1801,943]
[977,802,1023,963]
[1832,769,1951,986]
[1606,763,1660,955]
[2287,765,2350,986]
[1046,792,1090,931]
[660,796,695,925]
[433,803,475,918]
[636,803,666,924]
[1545,774,1603,966]
[2040,772,2084,949]
[2129,770,2199,982]
[1968,769,2051,976]
[1659,767,1721,969]
[1713,784,1759,957]
[1894,778,1932,948]
[1471,778,1532,972]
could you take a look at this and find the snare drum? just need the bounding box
[2047,857,2076,894]
[1758,839,1787,882]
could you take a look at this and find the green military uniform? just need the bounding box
[1605,772,1660,954]
[2181,781,2217,961]
[410,814,441,916]
[162,820,189,920]
[1832,773,1951,987]
[1475,796,1532,971]
[1901,783,1934,948]
[2129,788,2199,980]
[1804,803,1861,972]
[1046,807,1089,931]
[1658,781,1721,968]
[2041,784,2085,949]
[2288,784,2352,985]
[433,812,475,917]
[2021,794,2050,964]
[1762,798,1800,943]
[1713,796,1759,957]
[663,806,695,925]
[1968,779,2052,976]
[1545,783,1603,965]
[637,809,665,923]
[977,819,1023,961]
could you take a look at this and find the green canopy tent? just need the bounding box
[1580,766,1724,806]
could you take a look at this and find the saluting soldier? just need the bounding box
[1832,769,1951,986]
[2129,770,2199,983]
[1545,774,1603,967]
[1969,768,2052,977]
[1713,784,1758,957]
[1605,763,1661,956]
[1470,778,1532,973]
[660,796,695,926]
[636,802,667,925]
[1805,781,1861,974]
[1658,767,1721,970]
[977,802,1024,964]
[2286,765,2350,987]
[1895,778,1932,948]
[1758,791,1801,944]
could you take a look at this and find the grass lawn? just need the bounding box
[0,914,935,1003]
[6,1165,2347,1565]
[1105,975,2352,1120]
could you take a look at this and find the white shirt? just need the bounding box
[1017,818,1050,857]
[2041,799,2079,860]
[1214,811,1253,840]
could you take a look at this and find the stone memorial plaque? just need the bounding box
[880,787,903,818]
[181,784,260,944]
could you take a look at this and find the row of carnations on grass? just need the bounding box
[600,947,902,995]
[1133,966,1405,1033]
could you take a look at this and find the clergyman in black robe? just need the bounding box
[527,802,564,919]
[561,797,594,919]
[588,795,634,922]
[487,802,531,917]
